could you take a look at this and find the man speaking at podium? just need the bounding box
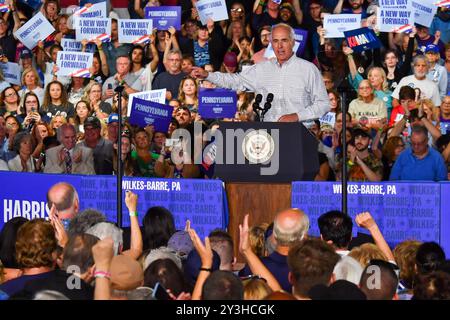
[191,23,330,122]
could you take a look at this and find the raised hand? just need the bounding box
[355,211,376,230]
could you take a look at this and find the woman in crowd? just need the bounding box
[72,100,92,137]
[49,114,67,132]
[0,219,58,298]
[345,46,393,120]
[41,81,74,120]
[18,68,45,105]
[348,80,387,128]
[142,206,176,252]
[17,92,51,130]
[0,217,28,284]
[83,82,112,120]
[83,38,110,84]
[113,132,141,177]
[7,132,35,172]
[0,87,21,117]
[54,14,72,44]
[381,136,406,180]
[220,2,252,39]
[235,36,254,63]
[30,121,52,172]
[67,77,88,106]
[131,128,156,177]
[112,91,129,120]
[328,89,341,113]
[178,76,199,110]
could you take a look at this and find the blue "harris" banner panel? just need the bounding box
[292,181,442,247]
[0,172,227,239]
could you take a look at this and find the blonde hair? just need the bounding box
[21,67,42,88]
[249,224,268,257]
[348,243,388,268]
[393,240,422,289]
[368,67,389,92]
[243,278,273,300]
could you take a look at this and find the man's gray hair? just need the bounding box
[271,23,296,42]
[411,125,429,138]
[85,222,123,255]
[56,123,76,143]
[68,208,107,236]
[143,246,182,271]
[168,49,182,59]
[413,55,429,67]
[273,209,309,246]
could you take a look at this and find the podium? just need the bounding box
[214,122,319,259]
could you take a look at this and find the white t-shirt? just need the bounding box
[392,75,441,106]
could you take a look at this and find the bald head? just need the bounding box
[273,208,309,247]
[47,182,79,219]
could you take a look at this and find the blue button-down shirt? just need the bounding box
[389,147,448,181]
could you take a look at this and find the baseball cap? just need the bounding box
[352,127,370,138]
[107,113,119,124]
[223,52,238,68]
[84,116,102,129]
[425,44,439,54]
[110,255,144,291]
[20,49,32,59]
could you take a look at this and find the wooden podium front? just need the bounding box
[226,183,292,261]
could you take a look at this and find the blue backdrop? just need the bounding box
[0,172,227,239]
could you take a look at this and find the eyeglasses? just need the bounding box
[5,92,16,98]
[231,8,243,13]
[396,143,406,148]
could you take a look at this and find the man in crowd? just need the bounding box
[252,25,272,64]
[390,125,447,181]
[191,23,330,122]
[392,55,442,108]
[47,182,80,229]
[153,50,186,101]
[44,124,95,175]
[239,208,310,292]
[80,116,114,175]
[102,55,143,104]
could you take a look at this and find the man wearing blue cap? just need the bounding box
[425,44,447,100]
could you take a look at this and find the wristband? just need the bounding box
[347,160,354,167]
[129,211,138,217]
[199,267,212,272]
[94,271,111,279]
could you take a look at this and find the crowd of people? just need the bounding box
[0,0,450,301]
[0,183,449,300]
[0,0,448,180]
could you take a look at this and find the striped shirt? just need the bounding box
[206,54,330,122]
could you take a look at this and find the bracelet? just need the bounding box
[94,271,111,279]
[129,211,138,217]
[199,267,212,272]
[347,160,354,167]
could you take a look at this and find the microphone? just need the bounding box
[252,93,263,121]
[261,93,273,122]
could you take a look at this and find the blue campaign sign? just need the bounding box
[293,28,308,56]
[129,97,172,133]
[441,183,450,257]
[292,181,441,248]
[344,27,381,53]
[198,88,237,119]
[0,172,227,240]
[145,6,182,30]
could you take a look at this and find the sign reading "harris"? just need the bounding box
[198,88,237,119]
